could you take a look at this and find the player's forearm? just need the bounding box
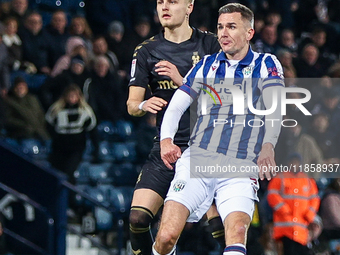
[126,99,146,117]
[160,89,192,140]
[262,86,282,147]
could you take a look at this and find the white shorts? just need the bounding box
[165,146,259,222]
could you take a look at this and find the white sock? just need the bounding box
[223,243,246,255]
[152,243,176,255]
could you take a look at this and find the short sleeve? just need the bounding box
[128,44,150,89]
[261,54,285,91]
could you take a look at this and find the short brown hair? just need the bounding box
[218,3,254,28]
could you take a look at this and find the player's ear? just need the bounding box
[186,2,193,16]
[246,28,255,41]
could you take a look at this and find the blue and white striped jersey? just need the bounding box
[179,47,284,161]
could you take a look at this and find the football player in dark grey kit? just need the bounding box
[126,0,223,254]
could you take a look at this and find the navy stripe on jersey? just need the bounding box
[216,113,235,155]
[214,61,225,84]
[184,59,205,87]
[233,62,253,159]
[236,114,255,158]
[191,115,204,142]
[199,105,221,149]
[247,55,264,114]
[203,54,217,85]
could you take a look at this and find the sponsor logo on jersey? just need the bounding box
[158,80,178,90]
[192,51,200,66]
[173,180,186,192]
[242,66,253,76]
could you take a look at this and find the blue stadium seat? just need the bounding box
[87,162,113,184]
[94,207,113,231]
[316,177,331,198]
[107,186,134,216]
[74,161,91,184]
[74,184,90,206]
[112,142,136,162]
[329,239,340,254]
[83,186,109,208]
[3,138,21,150]
[115,120,134,141]
[95,184,133,216]
[97,121,118,142]
[98,141,115,162]
[21,139,49,160]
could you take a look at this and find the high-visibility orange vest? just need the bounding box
[267,172,320,245]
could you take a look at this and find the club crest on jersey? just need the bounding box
[173,180,186,192]
[242,66,253,76]
[192,52,200,66]
[131,59,137,77]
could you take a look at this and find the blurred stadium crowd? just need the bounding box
[0,0,340,254]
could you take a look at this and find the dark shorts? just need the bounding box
[135,142,188,199]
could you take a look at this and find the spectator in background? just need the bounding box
[277,49,296,78]
[4,76,50,141]
[51,36,88,77]
[254,25,281,55]
[46,10,70,69]
[308,113,340,163]
[319,178,340,241]
[294,44,331,78]
[91,36,119,73]
[69,16,93,53]
[4,0,30,29]
[85,55,123,124]
[265,10,282,31]
[19,12,51,75]
[299,26,337,64]
[259,222,282,255]
[279,29,298,57]
[251,12,264,43]
[41,55,91,109]
[133,16,152,45]
[275,122,324,172]
[106,21,136,81]
[309,76,340,108]
[267,153,320,255]
[285,92,309,126]
[312,88,340,156]
[0,29,11,97]
[46,84,96,183]
[2,16,36,74]
[2,17,22,71]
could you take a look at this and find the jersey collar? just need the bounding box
[160,27,197,44]
[216,46,254,66]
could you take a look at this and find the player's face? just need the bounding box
[217,12,254,59]
[156,0,192,29]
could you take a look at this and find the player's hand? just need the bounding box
[160,138,182,170]
[257,143,277,181]
[142,97,168,114]
[155,60,183,87]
